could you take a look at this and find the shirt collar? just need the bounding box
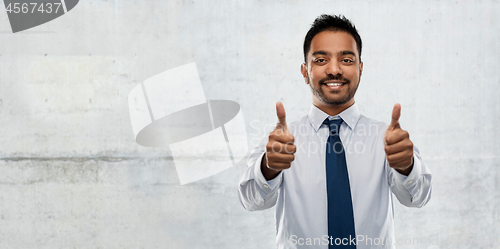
[307,102,361,132]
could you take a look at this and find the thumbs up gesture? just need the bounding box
[384,104,414,175]
[261,102,297,180]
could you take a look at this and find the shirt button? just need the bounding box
[264,184,269,188]
[407,180,413,184]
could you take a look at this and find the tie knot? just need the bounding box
[323,118,343,134]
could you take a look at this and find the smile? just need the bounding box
[319,81,347,92]
[325,82,344,86]
[321,81,347,89]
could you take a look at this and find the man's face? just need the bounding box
[301,31,363,108]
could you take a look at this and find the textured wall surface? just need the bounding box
[0,1,499,248]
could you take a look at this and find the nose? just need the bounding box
[325,60,342,76]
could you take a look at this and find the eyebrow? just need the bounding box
[311,50,356,58]
[339,50,356,57]
[311,50,330,57]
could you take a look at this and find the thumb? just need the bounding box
[276,101,288,131]
[388,103,401,130]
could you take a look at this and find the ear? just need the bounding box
[300,63,309,85]
[359,61,363,77]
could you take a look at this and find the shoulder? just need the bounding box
[356,114,389,139]
[359,114,387,129]
[287,114,310,134]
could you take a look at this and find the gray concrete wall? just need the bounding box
[0,0,499,248]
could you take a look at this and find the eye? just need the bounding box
[341,58,354,63]
[315,58,326,63]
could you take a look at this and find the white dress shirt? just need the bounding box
[238,103,432,249]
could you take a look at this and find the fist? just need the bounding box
[264,102,296,172]
[384,103,414,175]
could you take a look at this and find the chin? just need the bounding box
[323,96,353,106]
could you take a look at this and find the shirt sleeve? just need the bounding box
[238,132,283,211]
[387,146,432,208]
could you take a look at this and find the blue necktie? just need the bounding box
[323,118,356,248]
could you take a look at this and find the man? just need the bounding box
[238,14,432,249]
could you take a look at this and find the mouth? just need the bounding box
[321,81,346,90]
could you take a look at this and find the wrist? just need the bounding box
[395,158,414,176]
[261,153,282,180]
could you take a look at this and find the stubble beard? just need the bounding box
[308,74,359,106]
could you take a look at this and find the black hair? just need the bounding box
[303,14,362,63]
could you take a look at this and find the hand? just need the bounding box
[261,102,296,180]
[384,103,414,175]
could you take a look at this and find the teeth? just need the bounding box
[326,83,343,86]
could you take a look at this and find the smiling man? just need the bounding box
[238,14,432,249]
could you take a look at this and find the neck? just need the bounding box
[313,99,355,116]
